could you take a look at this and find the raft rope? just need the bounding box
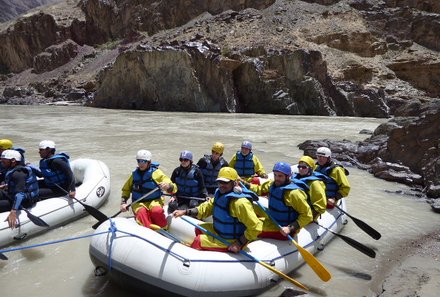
[0,230,110,255]
[1,210,345,267]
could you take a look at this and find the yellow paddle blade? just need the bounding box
[291,239,332,282]
[258,260,308,291]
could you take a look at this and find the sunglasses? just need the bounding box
[179,158,190,162]
[297,165,309,169]
[217,180,229,185]
[137,159,149,164]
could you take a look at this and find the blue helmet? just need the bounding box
[273,162,291,175]
[241,140,252,150]
[180,150,193,161]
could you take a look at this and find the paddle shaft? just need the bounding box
[334,204,381,240]
[315,222,376,258]
[53,184,108,222]
[180,216,308,291]
[92,187,160,229]
[150,223,189,246]
[254,201,331,282]
[163,193,207,201]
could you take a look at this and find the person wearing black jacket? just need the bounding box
[168,150,208,212]
[36,140,76,200]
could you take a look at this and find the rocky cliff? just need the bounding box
[0,0,438,115]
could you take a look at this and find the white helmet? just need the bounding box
[39,140,56,149]
[1,149,22,161]
[136,149,152,161]
[316,147,331,158]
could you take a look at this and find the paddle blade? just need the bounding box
[80,202,108,222]
[336,233,376,258]
[24,209,49,227]
[0,253,8,260]
[292,239,332,282]
[92,220,106,230]
[350,216,382,240]
[336,205,381,240]
[258,260,308,291]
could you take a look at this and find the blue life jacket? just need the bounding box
[293,173,327,209]
[5,165,39,201]
[315,162,349,198]
[234,152,255,177]
[212,188,258,239]
[200,155,226,188]
[268,181,308,226]
[175,165,200,197]
[131,162,161,202]
[39,153,70,187]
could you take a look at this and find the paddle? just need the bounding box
[92,187,160,229]
[163,193,207,201]
[180,216,308,291]
[22,208,49,227]
[315,222,376,258]
[53,184,108,222]
[334,204,381,240]
[150,223,189,246]
[254,200,331,282]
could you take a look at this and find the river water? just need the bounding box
[1,105,439,297]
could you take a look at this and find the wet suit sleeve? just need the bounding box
[12,170,28,209]
[121,174,134,200]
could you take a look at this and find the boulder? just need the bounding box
[33,40,79,74]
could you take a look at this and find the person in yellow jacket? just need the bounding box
[244,162,313,240]
[173,167,262,253]
[120,150,177,229]
[293,156,327,220]
[229,140,268,183]
[315,147,350,208]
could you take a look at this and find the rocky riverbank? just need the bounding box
[298,98,440,209]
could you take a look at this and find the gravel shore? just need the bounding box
[374,228,440,297]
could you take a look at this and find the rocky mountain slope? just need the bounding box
[0,1,438,115]
[0,0,61,23]
[0,0,438,200]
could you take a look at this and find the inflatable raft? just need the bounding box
[89,199,347,297]
[0,158,111,247]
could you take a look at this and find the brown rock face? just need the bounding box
[81,0,276,44]
[91,42,389,116]
[91,43,235,111]
[0,13,64,73]
[385,0,440,13]
[387,55,440,97]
